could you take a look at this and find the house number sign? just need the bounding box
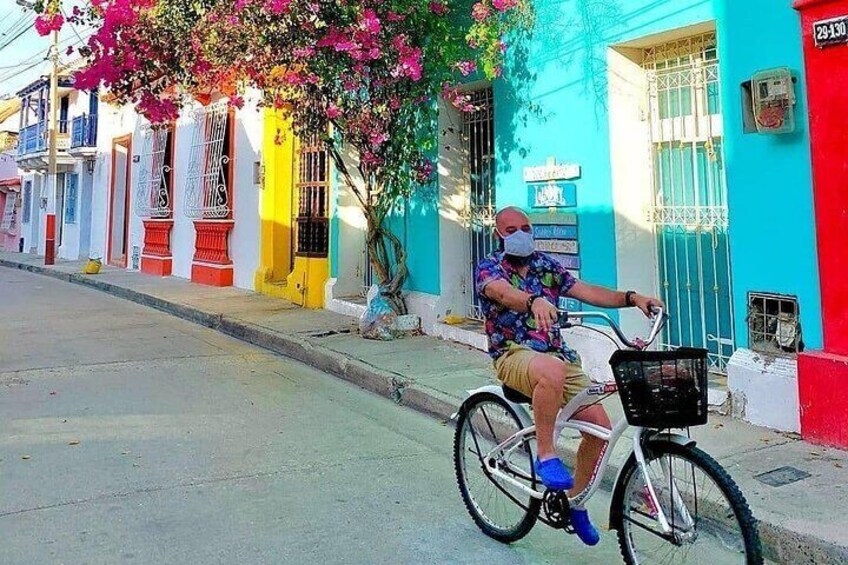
[814,15,848,48]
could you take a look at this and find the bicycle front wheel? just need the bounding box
[453,392,540,543]
[612,440,762,564]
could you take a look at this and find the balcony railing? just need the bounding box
[71,114,98,148]
[17,123,46,156]
[16,121,74,157]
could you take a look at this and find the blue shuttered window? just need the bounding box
[65,173,78,224]
[22,181,32,224]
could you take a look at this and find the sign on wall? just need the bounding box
[526,158,584,311]
[523,162,581,183]
[529,182,577,209]
[813,15,848,48]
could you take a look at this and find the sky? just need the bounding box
[0,0,93,99]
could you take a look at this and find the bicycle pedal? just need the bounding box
[542,489,572,530]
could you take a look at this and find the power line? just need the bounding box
[0,12,32,40]
[0,26,92,72]
[0,30,94,95]
[60,6,87,46]
[0,19,34,53]
[0,8,19,27]
[0,58,47,86]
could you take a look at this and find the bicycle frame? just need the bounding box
[462,307,694,537]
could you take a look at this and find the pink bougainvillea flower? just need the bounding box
[429,2,449,16]
[361,9,381,34]
[34,13,64,36]
[456,60,477,76]
[326,104,342,119]
[413,158,435,184]
[265,0,291,14]
[472,2,491,22]
[493,0,518,11]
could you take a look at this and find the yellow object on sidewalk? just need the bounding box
[82,258,102,275]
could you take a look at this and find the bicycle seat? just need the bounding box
[502,385,532,404]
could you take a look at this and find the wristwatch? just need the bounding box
[625,290,636,307]
[527,293,543,312]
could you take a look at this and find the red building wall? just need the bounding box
[795,0,848,448]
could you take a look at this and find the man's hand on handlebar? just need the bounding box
[531,296,559,333]
[630,294,665,318]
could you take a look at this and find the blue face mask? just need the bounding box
[499,228,535,258]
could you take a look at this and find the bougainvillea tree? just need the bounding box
[51,0,531,312]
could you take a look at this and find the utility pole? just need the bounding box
[16,0,59,265]
[44,26,59,265]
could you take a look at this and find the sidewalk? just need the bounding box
[2,252,847,564]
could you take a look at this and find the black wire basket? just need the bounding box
[609,348,709,428]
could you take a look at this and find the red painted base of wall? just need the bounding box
[191,219,235,287]
[191,263,234,287]
[798,350,848,449]
[141,255,173,277]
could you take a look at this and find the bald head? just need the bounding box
[495,206,532,237]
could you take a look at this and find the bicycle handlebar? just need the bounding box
[557,307,668,350]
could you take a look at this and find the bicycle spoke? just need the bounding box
[620,450,750,564]
[456,399,537,537]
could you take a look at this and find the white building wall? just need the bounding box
[170,111,194,281]
[437,99,472,321]
[19,172,39,253]
[230,92,262,289]
[607,47,660,339]
[90,93,262,289]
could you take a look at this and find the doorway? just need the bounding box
[108,135,132,267]
[643,32,735,373]
[463,87,497,321]
[55,172,65,249]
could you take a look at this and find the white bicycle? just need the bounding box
[453,309,762,564]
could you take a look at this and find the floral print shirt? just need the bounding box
[475,251,578,363]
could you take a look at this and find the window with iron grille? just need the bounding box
[748,292,802,357]
[295,137,329,257]
[1,193,17,232]
[184,102,232,219]
[135,124,174,218]
[22,181,32,224]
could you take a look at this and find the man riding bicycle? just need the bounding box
[475,206,663,546]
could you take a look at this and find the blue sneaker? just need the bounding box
[570,507,601,546]
[534,457,574,490]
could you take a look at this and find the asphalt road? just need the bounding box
[1,268,627,565]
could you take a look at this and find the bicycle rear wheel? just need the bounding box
[611,440,762,564]
[453,392,540,543]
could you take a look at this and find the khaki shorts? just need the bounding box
[495,346,590,405]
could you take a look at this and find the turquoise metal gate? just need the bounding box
[644,33,735,373]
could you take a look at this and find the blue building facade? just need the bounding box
[326,0,820,432]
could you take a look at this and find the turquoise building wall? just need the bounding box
[330,0,823,347]
[494,0,715,294]
[715,0,822,349]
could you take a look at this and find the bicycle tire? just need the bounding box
[453,392,541,543]
[611,440,763,564]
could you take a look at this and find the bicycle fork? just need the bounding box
[632,428,697,537]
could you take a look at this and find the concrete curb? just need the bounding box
[3,259,847,564]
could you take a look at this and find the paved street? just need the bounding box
[0,268,627,564]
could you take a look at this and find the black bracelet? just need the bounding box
[526,293,542,312]
[625,290,636,307]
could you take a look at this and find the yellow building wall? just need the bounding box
[255,109,329,308]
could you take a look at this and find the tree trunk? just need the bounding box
[365,208,408,315]
[326,144,409,315]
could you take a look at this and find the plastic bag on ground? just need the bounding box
[359,291,399,341]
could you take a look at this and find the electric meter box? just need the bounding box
[751,67,797,135]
